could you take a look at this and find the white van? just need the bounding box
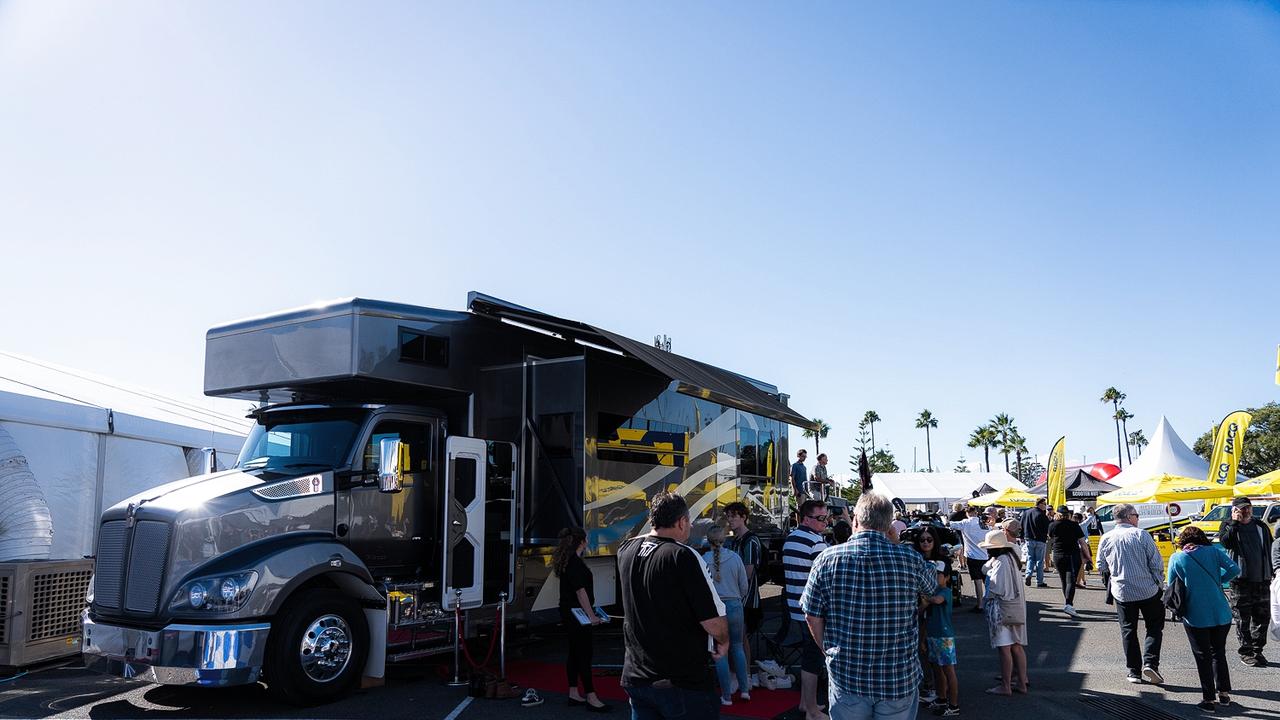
[1095,500,1205,535]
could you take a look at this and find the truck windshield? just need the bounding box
[237,412,365,472]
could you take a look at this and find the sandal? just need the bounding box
[984,686,1012,696]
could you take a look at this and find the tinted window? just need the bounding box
[399,328,449,367]
[238,413,364,471]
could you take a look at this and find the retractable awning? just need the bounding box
[467,292,818,431]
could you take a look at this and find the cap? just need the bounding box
[1058,505,1070,515]
[1231,496,1252,508]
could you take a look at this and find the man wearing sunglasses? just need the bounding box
[784,500,830,720]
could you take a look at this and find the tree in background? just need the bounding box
[955,457,971,473]
[1100,387,1126,468]
[803,418,831,456]
[1128,429,1148,457]
[915,409,938,472]
[1009,431,1029,484]
[1019,460,1046,487]
[1192,402,1280,477]
[967,424,999,472]
[851,421,872,471]
[1115,408,1134,464]
[862,410,881,451]
[991,413,1015,473]
[869,448,900,474]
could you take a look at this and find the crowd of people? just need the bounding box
[548,473,1280,719]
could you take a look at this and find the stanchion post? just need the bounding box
[499,591,508,679]
[447,588,467,687]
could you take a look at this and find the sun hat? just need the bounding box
[978,528,1013,550]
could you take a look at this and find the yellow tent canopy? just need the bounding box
[1234,468,1280,497]
[968,487,1040,508]
[1095,474,1234,506]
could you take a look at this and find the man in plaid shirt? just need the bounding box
[802,493,942,720]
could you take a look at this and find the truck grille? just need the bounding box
[93,519,171,616]
[124,521,171,614]
[94,521,128,610]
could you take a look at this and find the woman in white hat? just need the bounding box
[980,528,1029,696]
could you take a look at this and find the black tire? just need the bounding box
[265,589,369,706]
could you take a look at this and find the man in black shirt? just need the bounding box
[619,491,729,719]
[1021,498,1051,588]
[1218,496,1275,666]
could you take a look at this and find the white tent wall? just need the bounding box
[102,435,192,513]
[870,471,1023,507]
[1,421,97,560]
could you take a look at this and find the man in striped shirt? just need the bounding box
[784,499,830,720]
[1096,502,1166,685]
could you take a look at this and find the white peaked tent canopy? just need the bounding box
[1109,416,1232,488]
[870,472,1023,505]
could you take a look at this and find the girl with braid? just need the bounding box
[703,524,751,706]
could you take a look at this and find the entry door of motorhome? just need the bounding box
[443,436,487,609]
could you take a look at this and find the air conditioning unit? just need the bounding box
[0,559,93,667]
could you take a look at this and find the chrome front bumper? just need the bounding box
[81,611,270,687]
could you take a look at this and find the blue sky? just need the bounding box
[2,1,1279,476]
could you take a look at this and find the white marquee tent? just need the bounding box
[870,471,1024,507]
[1108,416,1228,488]
[0,352,249,561]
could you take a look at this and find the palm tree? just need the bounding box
[1100,387,1126,469]
[862,410,881,451]
[967,424,998,472]
[991,413,1015,473]
[802,418,831,456]
[1115,408,1134,464]
[1128,429,1148,457]
[1009,432,1029,485]
[915,410,938,472]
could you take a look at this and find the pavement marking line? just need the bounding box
[442,696,473,720]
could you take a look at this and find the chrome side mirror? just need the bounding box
[201,447,218,475]
[378,438,404,493]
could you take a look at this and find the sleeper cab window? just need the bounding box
[399,328,449,367]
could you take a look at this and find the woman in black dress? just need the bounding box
[553,527,611,712]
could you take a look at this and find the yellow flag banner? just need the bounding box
[1204,410,1252,513]
[1046,436,1066,510]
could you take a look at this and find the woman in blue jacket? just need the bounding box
[1167,526,1240,711]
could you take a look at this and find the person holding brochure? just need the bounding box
[703,524,751,707]
[554,527,612,712]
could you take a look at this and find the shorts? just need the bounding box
[744,605,763,634]
[800,630,824,674]
[927,637,957,666]
[967,561,987,581]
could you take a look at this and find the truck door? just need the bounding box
[341,417,436,577]
[443,437,486,609]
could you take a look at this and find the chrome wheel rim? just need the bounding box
[299,613,353,683]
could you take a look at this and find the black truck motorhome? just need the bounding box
[82,293,814,703]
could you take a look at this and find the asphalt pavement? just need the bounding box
[2,571,1277,720]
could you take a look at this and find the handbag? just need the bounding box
[994,557,1026,626]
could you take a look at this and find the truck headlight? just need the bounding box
[170,572,258,614]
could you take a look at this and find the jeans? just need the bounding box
[714,598,749,699]
[1115,591,1165,673]
[1024,541,1046,585]
[1054,554,1080,606]
[829,686,918,720]
[626,683,719,720]
[1227,580,1270,658]
[1184,624,1232,701]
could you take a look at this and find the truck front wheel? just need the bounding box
[265,589,369,705]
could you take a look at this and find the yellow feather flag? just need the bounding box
[1046,436,1067,511]
[1204,410,1252,513]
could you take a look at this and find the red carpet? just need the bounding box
[503,660,799,719]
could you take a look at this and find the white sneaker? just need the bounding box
[750,675,760,688]
[1063,604,1078,617]
[721,697,733,707]
[740,692,751,702]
